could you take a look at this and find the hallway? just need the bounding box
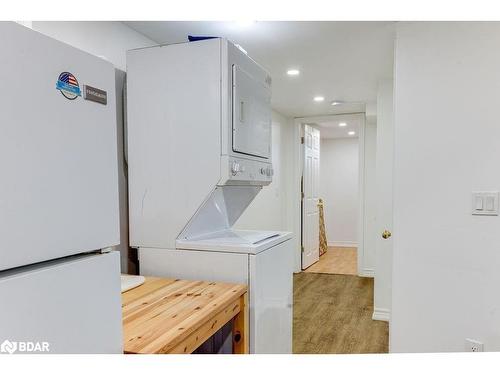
[293,272,388,354]
[304,246,358,275]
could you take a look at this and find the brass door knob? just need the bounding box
[382,230,392,239]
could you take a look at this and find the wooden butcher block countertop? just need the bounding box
[122,277,248,354]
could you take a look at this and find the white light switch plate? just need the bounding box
[472,191,499,216]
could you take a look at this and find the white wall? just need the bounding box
[391,22,500,352]
[31,22,156,70]
[319,138,359,247]
[236,110,294,232]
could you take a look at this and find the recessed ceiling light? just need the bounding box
[348,131,356,136]
[313,96,325,102]
[339,122,347,127]
[287,69,300,76]
[331,101,343,106]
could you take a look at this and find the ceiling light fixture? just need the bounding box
[339,122,347,127]
[313,96,325,102]
[331,101,343,106]
[348,131,356,136]
[287,69,300,76]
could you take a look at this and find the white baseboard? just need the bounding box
[372,308,390,322]
[328,241,358,248]
[358,268,374,278]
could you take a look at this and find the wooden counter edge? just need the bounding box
[122,278,248,355]
[232,291,249,354]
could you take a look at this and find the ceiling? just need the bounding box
[309,113,363,139]
[124,21,395,118]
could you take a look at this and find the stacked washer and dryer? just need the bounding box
[126,38,294,353]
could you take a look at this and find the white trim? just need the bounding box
[292,118,303,273]
[327,241,358,248]
[359,268,375,278]
[372,308,390,322]
[357,115,367,277]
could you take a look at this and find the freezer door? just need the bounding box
[0,252,122,354]
[232,64,272,159]
[0,23,119,271]
[249,239,294,353]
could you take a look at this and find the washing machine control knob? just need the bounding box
[231,162,241,175]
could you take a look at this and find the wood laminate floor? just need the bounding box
[304,246,357,275]
[293,272,389,354]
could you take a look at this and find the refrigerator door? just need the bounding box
[249,239,294,353]
[0,252,122,354]
[0,23,119,271]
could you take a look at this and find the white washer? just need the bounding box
[140,229,294,354]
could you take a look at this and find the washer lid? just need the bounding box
[176,229,292,254]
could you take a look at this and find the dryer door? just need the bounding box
[232,64,271,159]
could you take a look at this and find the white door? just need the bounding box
[0,23,119,271]
[302,124,321,269]
[232,64,272,159]
[0,252,122,353]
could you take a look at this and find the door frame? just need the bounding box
[292,114,369,276]
[301,124,321,270]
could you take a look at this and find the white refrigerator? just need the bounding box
[0,22,122,354]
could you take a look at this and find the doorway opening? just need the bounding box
[299,113,365,276]
[292,112,388,354]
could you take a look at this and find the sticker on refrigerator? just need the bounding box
[56,72,81,100]
[83,85,107,105]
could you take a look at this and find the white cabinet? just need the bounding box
[249,240,293,353]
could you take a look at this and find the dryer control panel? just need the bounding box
[220,156,272,186]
